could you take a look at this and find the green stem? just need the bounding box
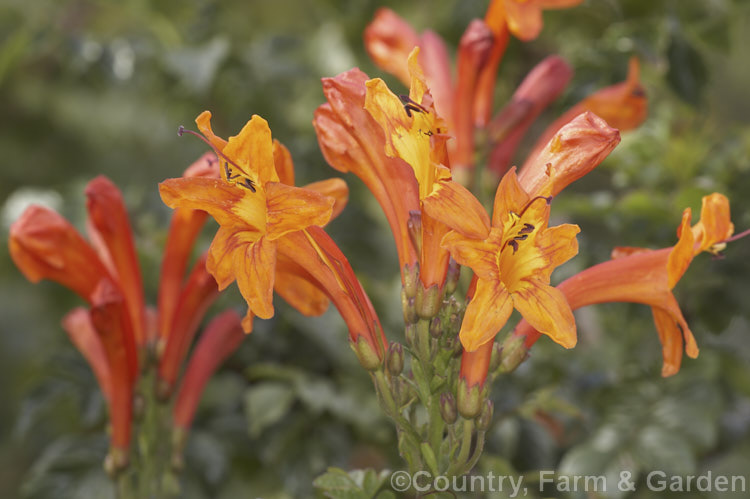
[447,419,473,476]
[463,430,486,473]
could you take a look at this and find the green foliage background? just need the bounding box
[1,0,749,497]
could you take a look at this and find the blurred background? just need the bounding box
[1,0,749,497]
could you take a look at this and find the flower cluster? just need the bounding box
[7,0,744,490]
[9,158,246,472]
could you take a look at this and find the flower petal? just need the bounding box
[693,193,733,252]
[518,112,621,197]
[364,8,420,86]
[173,310,245,430]
[195,111,228,151]
[275,253,330,316]
[652,306,687,377]
[9,205,108,302]
[424,180,491,239]
[534,223,580,278]
[62,307,112,400]
[667,208,695,289]
[512,281,577,348]
[159,177,266,231]
[273,139,295,186]
[580,57,647,131]
[302,178,349,221]
[441,229,501,281]
[265,182,334,240]
[222,115,279,183]
[488,55,573,177]
[492,167,531,227]
[460,278,513,352]
[503,0,544,41]
[234,236,276,320]
[86,176,146,346]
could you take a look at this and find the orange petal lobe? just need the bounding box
[460,278,513,352]
[234,236,276,320]
[223,115,279,183]
[265,182,334,240]
[195,111,228,151]
[424,180,491,239]
[275,255,330,316]
[667,208,695,289]
[513,281,577,348]
[364,8,419,86]
[441,229,501,281]
[159,177,266,231]
[693,193,733,252]
[9,205,108,301]
[492,167,530,227]
[273,139,295,186]
[303,178,349,221]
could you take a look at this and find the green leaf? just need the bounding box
[313,467,389,499]
[244,382,295,438]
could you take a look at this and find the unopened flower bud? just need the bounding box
[499,334,529,373]
[519,112,621,197]
[440,392,458,424]
[387,342,404,376]
[403,263,419,299]
[477,400,494,431]
[444,258,461,297]
[104,447,130,477]
[456,378,483,419]
[402,292,418,324]
[489,342,503,373]
[416,284,441,319]
[429,317,442,339]
[352,336,382,371]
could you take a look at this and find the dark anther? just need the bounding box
[513,234,528,241]
[241,178,257,193]
[399,94,427,118]
[177,125,186,137]
[508,240,519,254]
[518,223,535,234]
[224,163,241,180]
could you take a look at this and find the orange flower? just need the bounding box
[173,310,245,431]
[441,167,579,351]
[522,58,647,172]
[364,48,490,292]
[487,55,573,176]
[9,168,243,468]
[9,194,138,466]
[511,193,734,376]
[160,113,335,331]
[517,111,621,197]
[486,0,584,42]
[161,112,387,361]
[474,0,582,125]
[314,68,420,280]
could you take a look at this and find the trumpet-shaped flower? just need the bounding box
[364,48,490,291]
[520,58,647,173]
[486,0,584,42]
[511,193,734,376]
[8,166,238,467]
[441,167,579,351]
[160,113,335,330]
[161,112,387,361]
